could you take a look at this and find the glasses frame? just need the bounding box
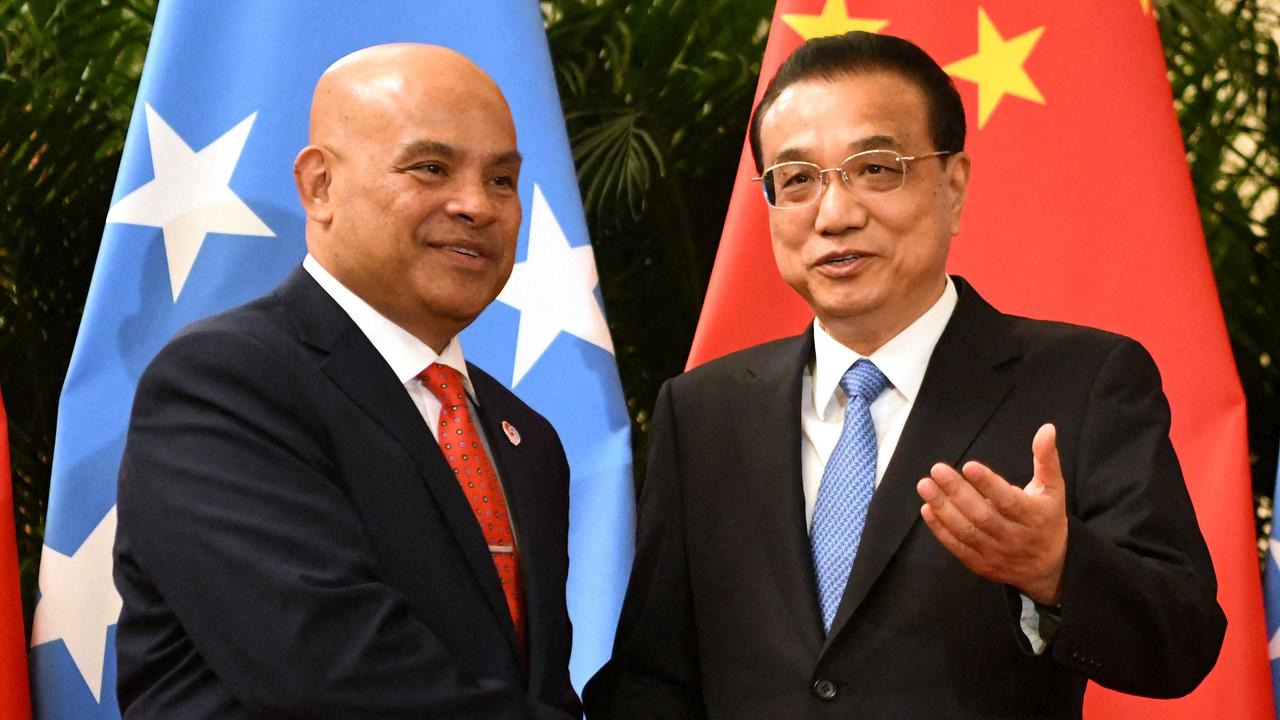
[754,149,955,209]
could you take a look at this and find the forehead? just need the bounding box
[759,72,930,164]
[365,76,518,158]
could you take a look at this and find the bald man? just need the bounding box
[114,44,581,719]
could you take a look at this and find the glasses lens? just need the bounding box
[842,151,907,196]
[763,162,822,208]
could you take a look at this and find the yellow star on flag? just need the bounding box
[943,7,1046,128]
[782,0,888,41]
[1140,0,1152,14]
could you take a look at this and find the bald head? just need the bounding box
[309,44,512,151]
[293,43,523,351]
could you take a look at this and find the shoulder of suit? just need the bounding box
[174,290,287,341]
[668,333,808,390]
[998,312,1155,372]
[953,277,1152,366]
[143,289,294,383]
[1002,312,1133,349]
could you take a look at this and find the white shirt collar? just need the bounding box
[302,254,477,402]
[811,276,958,421]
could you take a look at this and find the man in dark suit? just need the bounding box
[584,32,1224,718]
[114,44,580,719]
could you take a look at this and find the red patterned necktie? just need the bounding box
[420,362,525,655]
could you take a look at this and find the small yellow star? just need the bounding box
[1140,0,1152,14]
[781,0,888,41]
[943,8,1046,128]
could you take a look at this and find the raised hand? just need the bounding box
[915,423,1068,605]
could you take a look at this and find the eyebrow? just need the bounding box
[396,140,457,163]
[848,134,904,152]
[772,147,811,164]
[394,140,523,168]
[770,134,906,165]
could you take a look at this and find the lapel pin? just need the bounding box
[501,420,521,446]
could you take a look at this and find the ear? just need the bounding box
[943,151,971,236]
[294,145,333,224]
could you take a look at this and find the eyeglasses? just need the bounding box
[754,149,954,209]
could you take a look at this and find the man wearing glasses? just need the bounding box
[584,31,1223,718]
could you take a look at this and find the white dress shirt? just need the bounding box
[800,278,958,529]
[799,276,1050,652]
[303,253,519,545]
[303,254,478,440]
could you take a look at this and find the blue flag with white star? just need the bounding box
[29,2,634,716]
[1266,442,1280,716]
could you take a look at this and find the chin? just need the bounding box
[433,298,492,325]
[812,289,882,319]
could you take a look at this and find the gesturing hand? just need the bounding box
[915,423,1068,606]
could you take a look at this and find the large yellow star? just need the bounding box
[943,8,1046,128]
[781,0,888,41]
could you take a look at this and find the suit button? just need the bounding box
[813,679,838,700]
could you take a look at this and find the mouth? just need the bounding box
[429,238,491,263]
[445,245,482,258]
[811,249,874,277]
[819,252,866,267]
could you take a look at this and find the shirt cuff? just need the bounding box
[1018,593,1062,655]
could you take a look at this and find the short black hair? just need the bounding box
[748,31,966,172]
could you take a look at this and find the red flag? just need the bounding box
[689,1,1271,718]
[0,390,32,718]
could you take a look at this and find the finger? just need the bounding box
[919,505,993,576]
[1029,423,1064,498]
[918,470,1000,549]
[922,462,967,502]
[926,461,962,497]
[919,464,971,510]
[959,460,1028,520]
[916,475,942,503]
[927,462,988,506]
[929,463,1016,538]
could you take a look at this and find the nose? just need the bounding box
[444,176,497,225]
[813,168,868,236]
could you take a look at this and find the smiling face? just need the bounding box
[757,71,970,353]
[296,45,521,351]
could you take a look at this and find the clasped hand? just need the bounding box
[915,423,1067,606]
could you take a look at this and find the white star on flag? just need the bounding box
[497,184,615,386]
[106,104,274,301]
[31,505,124,702]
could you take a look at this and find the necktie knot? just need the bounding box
[839,359,890,404]
[420,362,466,405]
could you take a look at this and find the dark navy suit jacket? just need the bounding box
[114,267,580,719]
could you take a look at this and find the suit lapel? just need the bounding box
[822,278,1021,653]
[744,331,827,655]
[469,368,547,681]
[279,268,518,656]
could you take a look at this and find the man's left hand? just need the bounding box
[915,423,1067,606]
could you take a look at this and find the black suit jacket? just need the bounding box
[114,267,581,719]
[584,278,1224,719]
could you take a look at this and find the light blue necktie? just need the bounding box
[811,359,890,633]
